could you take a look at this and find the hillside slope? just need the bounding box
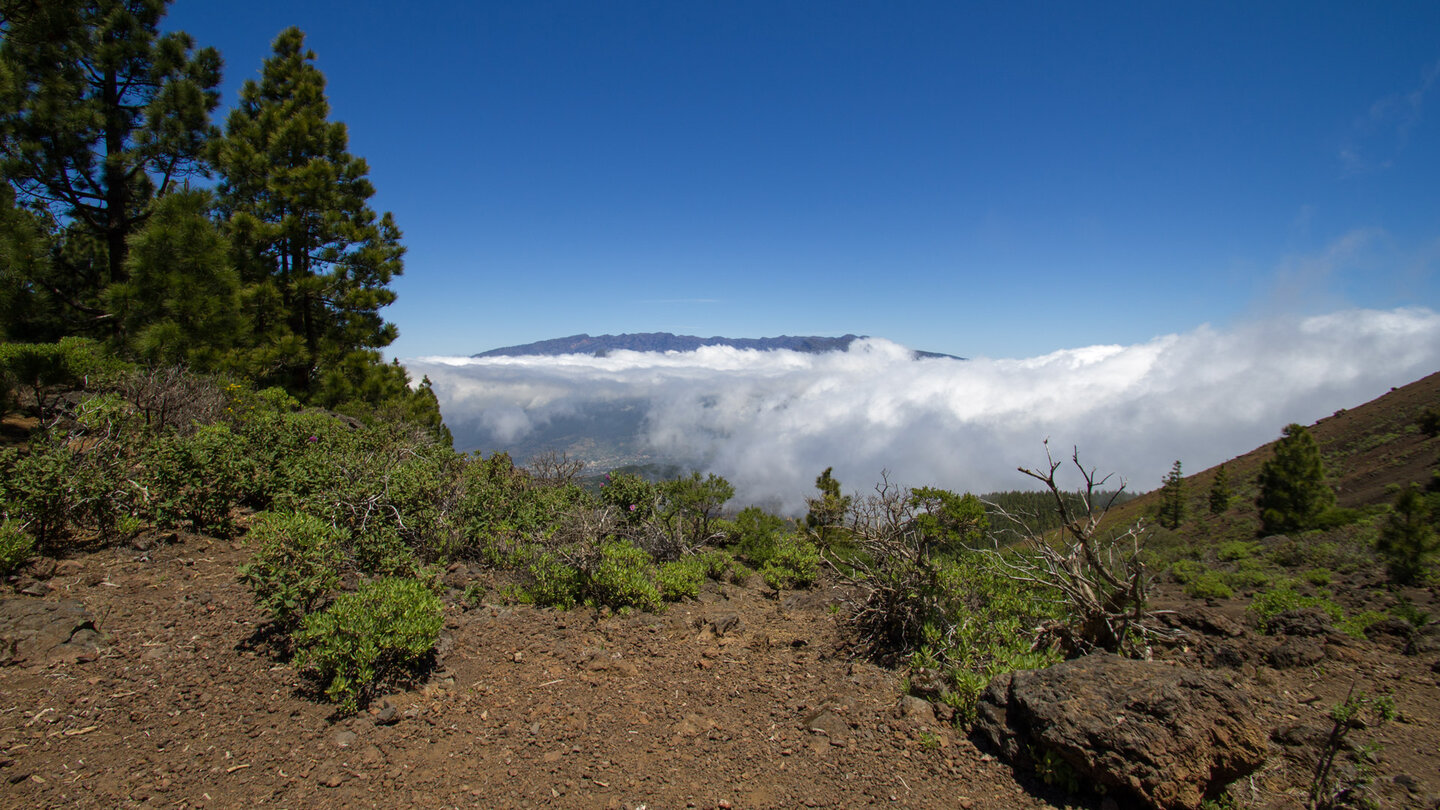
[1115,369,1440,531]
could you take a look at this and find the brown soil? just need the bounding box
[1,536,1062,809]
[3,531,1439,809]
[2,372,1438,809]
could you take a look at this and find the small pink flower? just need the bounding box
[629,504,637,511]
[307,435,318,442]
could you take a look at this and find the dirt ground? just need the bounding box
[3,528,1439,810]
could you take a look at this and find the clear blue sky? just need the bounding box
[165,1,1440,360]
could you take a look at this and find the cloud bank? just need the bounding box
[408,308,1440,511]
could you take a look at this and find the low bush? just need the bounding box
[657,556,705,601]
[237,511,345,629]
[1248,586,1343,633]
[0,521,35,575]
[760,534,819,590]
[928,554,1062,726]
[694,548,744,583]
[1184,571,1234,600]
[523,551,582,609]
[1217,540,1261,562]
[590,539,662,612]
[143,423,249,537]
[293,577,443,714]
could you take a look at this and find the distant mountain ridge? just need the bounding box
[473,332,963,360]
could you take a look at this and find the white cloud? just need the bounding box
[409,308,1440,512]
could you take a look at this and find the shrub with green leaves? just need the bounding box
[695,548,744,583]
[928,553,1062,726]
[143,422,249,536]
[0,337,123,421]
[760,534,820,590]
[727,506,789,565]
[590,539,662,611]
[524,551,583,609]
[293,577,443,713]
[0,521,35,575]
[1217,540,1261,562]
[1248,585,1343,633]
[599,471,660,524]
[1184,571,1234,600]
[237,511,345,629]
[657,556,705,601]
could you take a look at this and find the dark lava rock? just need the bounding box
[972,653,1267,810]
[1266,608,1334,637]
[1266,637,1325,670]
[1201,643,1250,670]
[0,599,102,666]
[1166,606,1246,638]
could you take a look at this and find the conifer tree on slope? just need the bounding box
[1256,423,1336,535]
[212,27,405,406]
[0,0,221,335]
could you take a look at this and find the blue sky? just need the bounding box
[166,1,1440,361]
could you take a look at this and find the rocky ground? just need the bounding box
[3,527,1439,809]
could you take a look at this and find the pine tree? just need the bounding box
[108,189,239,367]
[0,0,221,329]
[212,27,403,402]
[1256,423,1335,535]
[1158,460,1184,529]
[1208,464,1232,515]
[1376,485,1439,585]
[805,467,851,550]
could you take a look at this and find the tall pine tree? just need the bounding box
[212,27,404,404]
[1208,463,1232,514]
[1158,460,1184,530]
[1256,423,1335,535]
[0,0,221,335]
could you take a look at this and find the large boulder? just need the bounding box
[972,653,1267,810]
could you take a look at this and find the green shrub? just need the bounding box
[599,471,659,523]
[1337,610,1387,639]
[237,512,345,629]
[0,441,72,548]
[143,423,249,537]
[0,521,35,575]
[1248,586,1343,633]
[694,548,744,582]
[523,551,581,609]
[934,554,1062,726]
[1229,558,1274,589]
[1419,406,1440,438]
[657,556,705,601]
[1301,568,1333,586]
[352,527,422,578]
[1184,571,1234,600]
[0,337,124,420]
[1169,559,1207,584]
[728,506,789,565]
[293,577,443,714]
[760,534,820,590]
[590,539,662,611]
[1217,540,1261,562]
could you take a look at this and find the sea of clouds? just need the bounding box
[407,307,1440,512]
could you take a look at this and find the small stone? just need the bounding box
[898,695,935,723]
[373,702,399,726]
[331,730,358,748]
